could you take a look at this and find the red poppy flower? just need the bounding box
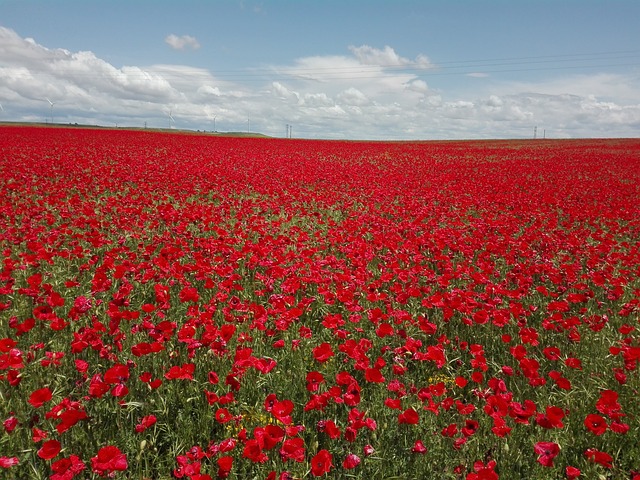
[29,387,53,408]
[310,449,333,476]
[398,408,419,425]
[585,448,613,468]
[243,439,268,464]
[38,439,61,460]
[565,466,581,479]
[534,441,560,467]
[584,413,607,436]
[317,419,341,439]
[411,440,427,454]
[216,456,233,479]
[256,425,285,450]
[103,364,129,384]
[342,453,361,469]
[91,446,128,476]
[0,457,19,468]
[3,415,18,433]
[32,427,48,442]
[279,437,305,463]
[467,460,498,480]
[50,454,86,480]
[135,415,157,433]
[306,371,325,392]
[312,343,334,363]
[164,363,195,380]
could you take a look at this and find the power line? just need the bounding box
[2,50,638,82]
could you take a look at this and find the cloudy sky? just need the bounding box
[1,0,639,140]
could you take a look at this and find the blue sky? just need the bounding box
[1,0,639,139]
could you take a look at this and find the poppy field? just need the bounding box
[0,125,639,479]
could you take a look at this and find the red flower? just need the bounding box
[467,460,498,480]
[271,398,294,425]
[135,415,157,433]
[91,446,128,477]
[38,439,61,460]
[0,457,19,468]
[179,286,199,303]
[104,364,129,384]
[243,439,268,464]
[534,441,560,467]
[216,456,233,479]
[3,415,18,433]
[317,419,341,439]
[306,371,325,392]
[584,413,607,436]
[585,448,613,468]
[29,387,53,408]
[536,405,566,429]
[50,454,86,480]
[312,343,334,363]
[279,437,305,463]
[164,363,195,380]
[310,449,333,477]
[342,453,361,469]
[595,389,622,417]
[565,466,581,479]
[255,425,285,450]
[32,427,48,442]
[398,408,419,425]
[411,440,427,454]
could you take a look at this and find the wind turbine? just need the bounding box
[45,98,55,123]
[168,109,176,129]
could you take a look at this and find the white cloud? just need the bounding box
[0,27,639,139]
[337,87,369,106]
[165,34,201,51]
[349,45,433,69]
